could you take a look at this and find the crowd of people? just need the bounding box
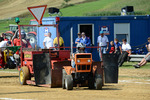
[45,30,150,68]
[43,32,65,50]
[1,30,150,69]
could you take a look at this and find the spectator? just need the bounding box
[20,30,32,48]
[109,41,115,54]
[80,32,91,53]
[97,30,109,61]
[0,48,4,69]
[75,32,81,44]
[133,37,150,68]
[118,39,131,67]
[53,32,64,50]
[1,33,8,41]
[43,32,53,49]
[13,30,32,49]
[0,37,11,48]
[71,43,86,68]
[114,38,122,55]
[145,37,150,51]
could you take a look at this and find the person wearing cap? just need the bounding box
[13,30,32,48]
[21,30,32,48]
[97,30,109,61]
[75,32,81,45]
[80,32,91,53]
[71,43,86,69]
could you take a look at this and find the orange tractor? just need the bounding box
[62,53,103,90]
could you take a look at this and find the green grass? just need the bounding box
[59,0,120,16]
[121,62,150,69]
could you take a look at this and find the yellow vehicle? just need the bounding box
[3,49,13,64]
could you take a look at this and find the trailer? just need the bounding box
[30,15,149,61]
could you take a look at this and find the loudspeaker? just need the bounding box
[126,6,134,12]
[48,7,59,14]
[121,6,134,12]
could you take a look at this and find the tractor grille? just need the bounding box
[77,65,90,70]
[77,55,91,58]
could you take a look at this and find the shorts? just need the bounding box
[145,55,150,62]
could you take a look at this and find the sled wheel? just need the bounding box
[62,69,67,89]
[95,77,103,90]
[19,66,30,85]
[65,75,73,90]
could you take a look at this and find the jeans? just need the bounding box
[118,51,128,67]
[99,46,107,61]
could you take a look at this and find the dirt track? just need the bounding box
[0,68,150,100]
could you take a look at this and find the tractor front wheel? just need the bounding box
[95,78,103,90]
[65,75,73,90]
[19,66,30,85]
[62,69,67,89]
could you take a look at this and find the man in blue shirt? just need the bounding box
[80,32,91,53]
[114,38,122,54]
[75,32,81,45]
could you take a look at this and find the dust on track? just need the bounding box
[0,68,150,100]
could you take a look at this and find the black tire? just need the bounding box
[19,66,31,85]
[28,34,36,47]
[88,76,95,89]
[95,78,103,90]
[65,75,73,90]
[62,69,67,89]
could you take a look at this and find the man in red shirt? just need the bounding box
[109,41,115,54]
[13,30,31,48]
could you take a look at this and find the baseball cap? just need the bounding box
[7,41,11,45]
[81,32,85,35]
[100,31,104,34]
[77,32,81,35]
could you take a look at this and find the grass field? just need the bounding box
[59,0,120,16]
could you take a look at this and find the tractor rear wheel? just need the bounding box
[19,66,30,85]
[62,69,67,89]
[65,75,73,90]
[95,77,103,90]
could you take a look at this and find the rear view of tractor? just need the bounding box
[62,53,103,90]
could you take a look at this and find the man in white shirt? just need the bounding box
[43,32,53,49]
[118,39,131,67]
[97,31,109,61]
[0,37,11,48]
[122,43,131,52]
